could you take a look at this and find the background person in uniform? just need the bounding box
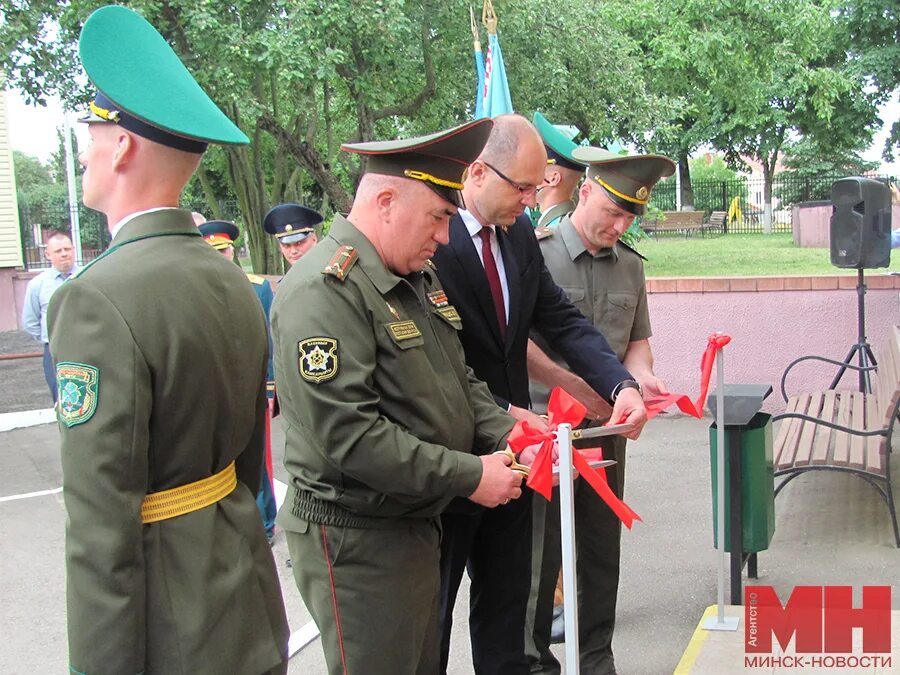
[525,147,675,675]
[532,112,586,230]
[47,7,288,674]
[263,202,323,267]
[431,114,648,675]
[199,219,278,544]
[271,120,527,675]
[22,230,77,402]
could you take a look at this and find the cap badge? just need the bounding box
[636,186,649,201]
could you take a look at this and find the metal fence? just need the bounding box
[19,198,242,270]
[646,172,896,235]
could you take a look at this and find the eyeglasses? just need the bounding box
[483,161,538,197]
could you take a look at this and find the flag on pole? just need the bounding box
[474,0,513,119]
[471,6,486,119]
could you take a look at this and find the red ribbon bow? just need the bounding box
[643,333,732,420]
[507,388,642,529]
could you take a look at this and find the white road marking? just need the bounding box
[0,408,56,432]
[0,486,62,503]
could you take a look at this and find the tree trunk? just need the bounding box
[762,160,774,234]
[678,152,694,210]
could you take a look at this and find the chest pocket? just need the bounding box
[384,321,425,350]
[601,291,639,358]
[560,286,590,320]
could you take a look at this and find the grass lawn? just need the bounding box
[638,233,900,277]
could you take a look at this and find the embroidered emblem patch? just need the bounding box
[436,306,462,325]
[298,338,339,383]
[427,290,449,308]
[387,320,422,341]
[56,362,99,428]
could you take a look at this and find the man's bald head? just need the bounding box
[479,114,545,172]
[463,115,547,227]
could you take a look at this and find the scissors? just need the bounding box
[493,447,531,477]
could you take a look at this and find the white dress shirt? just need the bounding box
[459,209,510,323]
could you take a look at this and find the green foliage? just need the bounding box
[0,0,889,260]
[13,149,106,250]
[835,0,900,160]
[773,137,880,205]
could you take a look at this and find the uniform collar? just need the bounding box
[538,199,575,229]
[559,214,617,262]
[329,214,408,295]
[111,208,197,244]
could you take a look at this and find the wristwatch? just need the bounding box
[611,379,642,402]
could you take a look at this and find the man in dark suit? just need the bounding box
[432,114,648,674]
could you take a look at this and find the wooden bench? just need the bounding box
[703,211,727,235]
[641,210,705,237]
[772,325,900,547]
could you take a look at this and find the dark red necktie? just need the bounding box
[478,226,506,338]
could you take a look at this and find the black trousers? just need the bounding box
[439,490,533,675]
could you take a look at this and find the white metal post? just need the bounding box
[704,346,739,631]
[556,422,580,674]
[63,113,83,264]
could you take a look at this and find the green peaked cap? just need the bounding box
[573,145,675,215]
[341,119,493,208]
[532,112,585,171]
[79,5,249,149]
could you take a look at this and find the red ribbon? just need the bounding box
[507,388,642,529]
[643,333,731,420]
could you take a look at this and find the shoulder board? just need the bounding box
[246,273,265,285]
[322,245,358,281]
[535,226,554,241]
[618,241,647,261]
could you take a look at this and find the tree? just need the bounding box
[773,136,878,205]
[836,0,900,161]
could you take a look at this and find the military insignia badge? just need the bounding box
[56,362,100,427]
[636,186,649,201]
[427,290,449,308]
[298,337,339,383]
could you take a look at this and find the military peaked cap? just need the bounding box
[264,204,323,244]
[532,112,585,172]
[78,5,249,153]
[573,146,676,215]
[341,119,493,208]
[198,220,240,250]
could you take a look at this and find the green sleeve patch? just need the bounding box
[298,338,339,383]
[56,362,100,427]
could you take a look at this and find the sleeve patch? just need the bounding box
[298,338,339,383]
[56,362,100,427]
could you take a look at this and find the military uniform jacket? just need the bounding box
[530,214,652,412]
[271,215,514,529]
[48,209,288,675]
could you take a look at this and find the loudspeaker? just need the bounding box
[830,177,892,269]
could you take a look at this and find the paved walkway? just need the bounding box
[1,403,897,673]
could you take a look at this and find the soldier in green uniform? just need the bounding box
[271,120,528,674]
[524,147,675,675]
[199,219,279,543]
[48,7,288,674]
[532,112,586,230]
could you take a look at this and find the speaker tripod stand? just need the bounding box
[830,268,878,393]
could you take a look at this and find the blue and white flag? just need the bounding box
[478,31,513,119]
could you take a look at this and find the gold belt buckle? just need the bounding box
[494,447,530,477]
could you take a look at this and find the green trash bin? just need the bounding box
[709,412,776,553]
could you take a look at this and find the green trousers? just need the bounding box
[286,517,442,675]
[524,435,626,675]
